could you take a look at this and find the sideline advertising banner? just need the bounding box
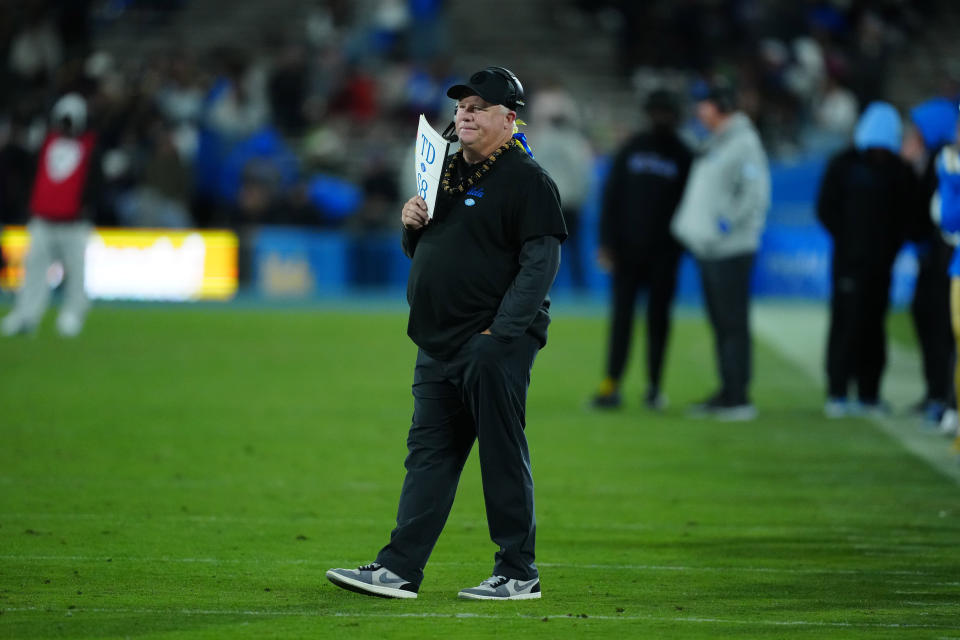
[0,226,238,301]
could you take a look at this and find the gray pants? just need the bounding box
[376,332,540,588]
[3,218,91,335]
[698,253,755,404]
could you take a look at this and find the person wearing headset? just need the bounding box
[327,67,567,601]
[670,79,770,421]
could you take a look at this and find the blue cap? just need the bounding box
[910,97,959,150]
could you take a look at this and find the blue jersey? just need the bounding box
[934,146,960,276]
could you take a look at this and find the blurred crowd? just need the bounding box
[0,0,456,237]
[3,0,958,241]
[579,0,955,158]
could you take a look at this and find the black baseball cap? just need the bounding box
[645,89,680,116]
[446,66,525,110]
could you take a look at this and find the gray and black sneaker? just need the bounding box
[644,387,667,411]
[458,575,541,600]
[326,562,418,599]
[687,392,725,417]
[689,393,757,421]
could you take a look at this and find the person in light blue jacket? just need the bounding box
[671,81,771,421]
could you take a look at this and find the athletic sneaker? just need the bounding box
[940,409,959,437]
[857,400,891,418]
[1,314,32,337]
[824,397,850,419]
[713,403,758,422]
[56,312,84,337]
[458,575,541,600]
[326,562,418,599]
[923,400,947,426]
[688,393,756,421]
[687,392,725,417]
[591,377,622,409]
[644,388,667,411]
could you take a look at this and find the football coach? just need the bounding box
[327,66,567,600]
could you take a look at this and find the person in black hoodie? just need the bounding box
[817,101,921,417]
[591,90,692,410]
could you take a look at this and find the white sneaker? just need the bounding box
[326,562,418,599]
[824,397,849,419]
[56,312,84,337]
[940,409,959,438]
[458,575,541,600]
[714,403,758,422]
[1,313,28,336]
[858,401,891,418]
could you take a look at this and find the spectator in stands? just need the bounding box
[347,150,400,287]
[0,112,35,226]
[904,98,959,425]
[2,93,99,337]
[116,119,193,228]
[153,49,204,162]
[528,83,593,291]
[847,11,892,108]
[671,79,770,421]
[817,102,920,417]
[591,89,692,410]
[268,41,310,138]
[7,5,63,96]
[205,51,271,143]
[809,74,859,153]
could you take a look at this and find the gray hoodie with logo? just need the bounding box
[670,113,770,259]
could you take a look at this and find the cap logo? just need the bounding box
[470,72,487,84]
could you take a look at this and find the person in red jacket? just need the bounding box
[2,93,97,337]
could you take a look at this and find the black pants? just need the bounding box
[826,265,892,402]
[605,252,681,389]
[376,333,540,588]
[911,239,954,403]
[699,253,755,405]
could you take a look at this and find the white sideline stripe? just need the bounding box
[753,304,960,486]
[536,562,932,576]
[0,555,319,565]
[2,607,958,629]
[6,512,951,543]
[0,555,947,577]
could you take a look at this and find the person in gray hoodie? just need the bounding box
[671,81,771,420]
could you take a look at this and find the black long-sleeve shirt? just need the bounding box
[403,146,567,360]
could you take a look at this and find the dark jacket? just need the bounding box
[816,147,921,271]
[600,128,692,260]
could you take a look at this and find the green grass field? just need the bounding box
[1,303,959,639]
